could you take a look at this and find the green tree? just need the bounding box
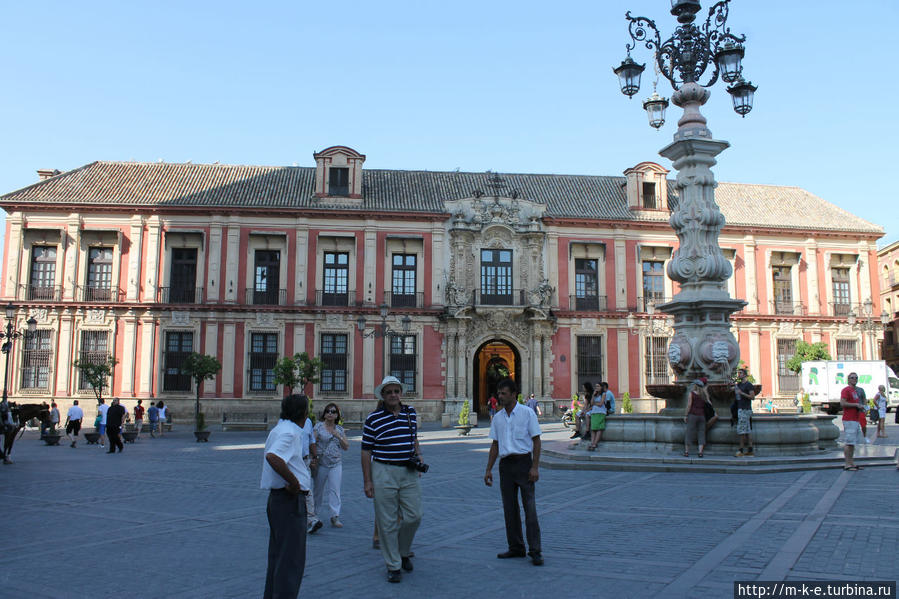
[621,391,633,414]
[785,341,831,374]
[273,352,324,395]
[181,353,222,431]
[731,360,757,384]
[73,355,119,403]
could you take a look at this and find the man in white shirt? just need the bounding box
[65,400,84,448]
[97,399,109,448]
[261,394,312,599]
[484,378,543,566]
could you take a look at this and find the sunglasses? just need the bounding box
[325,409,338,414]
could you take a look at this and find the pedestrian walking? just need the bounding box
[301,416,322,534]
[261,394,312,599]
[133,399,145,438]
[157,401,166,436]
[840,372,865,470]
[147,401,159,437]
[488,394,498,421]
[361,375,423,583]
[874,385,888,438]
[683,378,710,458]
[733,368,755,457]
[49,402,60,433]
[484,377,543,566]
[97,398,109,448]
[313,402,349,528]
[65,400,83,448]
[106,399,126,454]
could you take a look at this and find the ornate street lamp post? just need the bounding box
[614,0,757,385]
[357,305,413,377]
[1,303,38,402]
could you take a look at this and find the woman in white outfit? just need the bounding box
[313,402,349,527]
[874,385,888,438]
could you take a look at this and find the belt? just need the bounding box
[270,487,309,496]
[500,453,531,461]
[374,459,409,467]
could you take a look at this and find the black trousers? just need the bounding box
[107,426,123,452]
[264,489,307,599]
[499,453,541,555]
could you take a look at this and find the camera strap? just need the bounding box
[404,406,417,459]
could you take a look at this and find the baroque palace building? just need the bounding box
[0,146,885,423]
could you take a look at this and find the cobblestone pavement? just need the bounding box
[1,420,896,599]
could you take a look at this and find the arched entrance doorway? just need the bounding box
[473,340,521,419]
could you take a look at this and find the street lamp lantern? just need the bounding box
[714,41,745,83]
[727,77,757,117]
[614,56,645,98]
[643,91,669,129]
[26,316,37,334]
[5,303,14,320]
[670,0,702,22]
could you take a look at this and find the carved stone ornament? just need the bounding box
[778,322,795,335]
[697,332,739,374]
[467,311,530,347]
[86,309,105,323]
[444,281,468,306]
[529,279,554,307]
[667,334,692,375]
[28,308,49,323]
[171,311,190,326]
[256,312,276,327]
[324,313,343,328]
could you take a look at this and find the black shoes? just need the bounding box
[569,432,580,439]
[387,569,402,583]
[401,556,414,572]
[531,554,544,566]
[497,550,527,559]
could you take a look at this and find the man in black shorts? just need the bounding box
[65,400,84,448]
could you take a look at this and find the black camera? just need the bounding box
[406,455,429,473]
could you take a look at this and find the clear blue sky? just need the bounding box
[2,0,897,247]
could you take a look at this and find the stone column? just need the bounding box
[137,317,156,396]
[144,217,162,304]
[204,320,218,394]
[55,309,74,396]
[63,215,82,301]
[294,225,308,305]
[805,240,819,315]
[224,222,241,303]
[4,214,24,299]
[126,217,144,301]
[222,323,236,394]
[743,236,757,312]
[207,221,223,303]
[120,311,139,395]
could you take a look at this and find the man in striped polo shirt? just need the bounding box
[361,375,423,584]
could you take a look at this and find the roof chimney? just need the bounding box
[37,169,61,181]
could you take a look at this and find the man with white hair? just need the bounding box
[361,375,423,584]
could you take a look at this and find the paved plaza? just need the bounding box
[1,420,897,599]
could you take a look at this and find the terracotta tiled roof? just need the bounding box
[0,160,882,234]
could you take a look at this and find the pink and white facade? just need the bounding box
[0,147,885,422]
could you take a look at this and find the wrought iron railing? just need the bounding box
[569,294,608,311]
[78,286,123,303]
[246,288,286,306]
[473,289,525,306]
[158,286,204,304]
[385,291,423,308]
[315,289,358,307]
[20,284,62,301]
[771,301,807,316]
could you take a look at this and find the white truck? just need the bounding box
[801,360,899,414]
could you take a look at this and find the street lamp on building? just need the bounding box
[847,299,890,333]
[356,304,412,376]
[613,0,755,384]
[1,303,38,403]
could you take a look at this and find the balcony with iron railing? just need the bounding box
[158,286,204,304]
[569,294,608,311]
[778,373,801,393]
[771,301,807,316]
[638,296,671,313]
[385,290,424,309]
[246,288,287,306]
[315,289,360,307]
[77,285,124,303]
[882,273,899,290]
[19,284,62,302]
[473,289,526,306]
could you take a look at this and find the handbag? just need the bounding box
[703,401,716,421]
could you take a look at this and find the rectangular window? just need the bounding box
[253,250,281,305]
[480,249,513,305]
[22,330,52,389]
[831,268,851,316]
[322,252,349,306]
[642,261,665,307]
[576,335,603,391]
[644,336,670,385]
[776,338,800,393]
[836,339,858,361]
[642,182,657,209]
[85,247,114,302]
[574,258,600,311]
[389,335,417,391]
[29,246,57,300]
[249,333,278,392]
[168,248,198,303]
[329,167,349,196]
[772,266,794,314]
[78,330,108,390]
[320,334,348,392]
[391,254,418,307]
[163,332,193,391]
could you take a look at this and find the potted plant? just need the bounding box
[455,400,473,436]
[74,355,118,445]
[181,352,222,442]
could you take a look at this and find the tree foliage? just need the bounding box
[181,353,222,431]
[785,341,831,374]
[273,352,324,394]
[73,356,119,402]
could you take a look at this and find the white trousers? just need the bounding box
[313,462,342,519]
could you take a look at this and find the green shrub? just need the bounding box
[621,392,633,414]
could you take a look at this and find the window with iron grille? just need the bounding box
[772,266,793,314]
[78,330,108,390]
[480,249,513,304]
[831,268,851,315]
[576,336,603,390]
[642,182,657,209]
[776,338,800,392]
[22,330,52,389]
[29,246,57,299]
[320,334,347,392]
[169,248,198,303]
[329,167,349,196]
[322,252,349,305]
[249,333,278,392]
[163,331,193,391]
[575,258,599,310]
[642,261,665,302]
[391,254,417,307]
[253,250,281,304]
[86,247,113,300]
[836,339,858,361]
[644,336,670,385]
[389,335,417,391]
